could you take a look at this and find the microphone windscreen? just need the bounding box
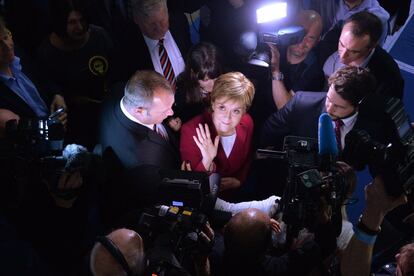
[318,113,338,157]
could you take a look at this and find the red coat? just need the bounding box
[180,111,254,184]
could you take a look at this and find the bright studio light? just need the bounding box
[256,2,287,24]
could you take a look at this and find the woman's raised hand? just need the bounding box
[193,123,220,171]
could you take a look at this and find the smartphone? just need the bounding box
[49,107,65,119]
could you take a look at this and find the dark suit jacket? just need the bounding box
[260,91,395,150]
[367,46,404,99]
[100,88,180,171]
[111,12,192,83]
[180,111,254,184]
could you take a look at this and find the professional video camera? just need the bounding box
[257,114,351,241]
[129,171,220,274]
[344,97,414,197]
[1,114,98,191]
[238,0,305,67]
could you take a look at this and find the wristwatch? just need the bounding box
[357,215,381,235]
[272,72,284,81]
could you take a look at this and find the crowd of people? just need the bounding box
[0,0,413,275]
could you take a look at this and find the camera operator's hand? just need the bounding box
[50,94,68,127]
[193,123,219,172]
[49,170,83,208]
[267,43,281,73]
[194,222,214,276]
[270,218,281,233]
[181,160,192,171]
[362,176,407,232]
[220,177,241,191]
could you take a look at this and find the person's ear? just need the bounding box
[135,106,146,116]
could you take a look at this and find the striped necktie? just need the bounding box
[158,39,176,87]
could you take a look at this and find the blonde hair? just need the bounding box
[211,72,255,111]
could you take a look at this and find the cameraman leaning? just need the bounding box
[91,226,214,276]
[0,17,67,126]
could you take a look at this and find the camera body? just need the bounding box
[258,136,349,235]
[344,97,414,196]
[238,1,305,67]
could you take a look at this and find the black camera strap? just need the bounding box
[96,236,133,276]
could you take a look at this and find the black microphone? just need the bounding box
[318,113,339,170]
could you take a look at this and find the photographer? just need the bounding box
[340,176,407,276]
[90,226,214,276]
[0,17,67,126]
[0,140,103,275]
[269,9,325,109]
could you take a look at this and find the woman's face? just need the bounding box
[212,97,245,136]
[198,77,216,96]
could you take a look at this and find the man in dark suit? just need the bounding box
[101,70,180,170]
[111,0,191,83]
[100,70,180,225]
[260,66,395,156]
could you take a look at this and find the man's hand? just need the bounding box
[50,94,68,126]
[267,43,281,74]
[362,176,408,231]
[168,116,182,132]
[220,177,241,191]
[49,170,83,208]
[193,123,219,172]
[270,218,281,233]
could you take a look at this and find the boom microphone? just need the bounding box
[318,113,338,170]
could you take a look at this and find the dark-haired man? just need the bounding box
[260,66,394,153]
[322,11,403,99]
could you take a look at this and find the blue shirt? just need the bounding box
[0,57,48,118]
[332,0,389,45]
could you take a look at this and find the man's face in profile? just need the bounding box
[338,22,372,66]
[135,6,169,40]
[325,85,356,120]
[0,28,14,65]
[140,88,174,125]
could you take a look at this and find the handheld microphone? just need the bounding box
[318,113,338,170]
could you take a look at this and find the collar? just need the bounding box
[0,56,21,81]
[343,0,364,10]
[359,47,375,68]
[119,98,154,130]
[340,111,358,127]
[143,30,172,52]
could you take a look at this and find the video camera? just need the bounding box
[258,136,348,233]
[344,97,414,197]
[1,115,98,191]
[128,170,220,274]
[238,0,305,67]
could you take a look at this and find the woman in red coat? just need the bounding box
[180,72,255,197]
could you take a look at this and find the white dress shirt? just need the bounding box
[143,31,185,77]
[333,111,359,150]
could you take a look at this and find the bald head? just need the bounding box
[288,10,323,62]
[90,228,145,276]
[224,208,271,259]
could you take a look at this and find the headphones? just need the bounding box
[96,236,134,276]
